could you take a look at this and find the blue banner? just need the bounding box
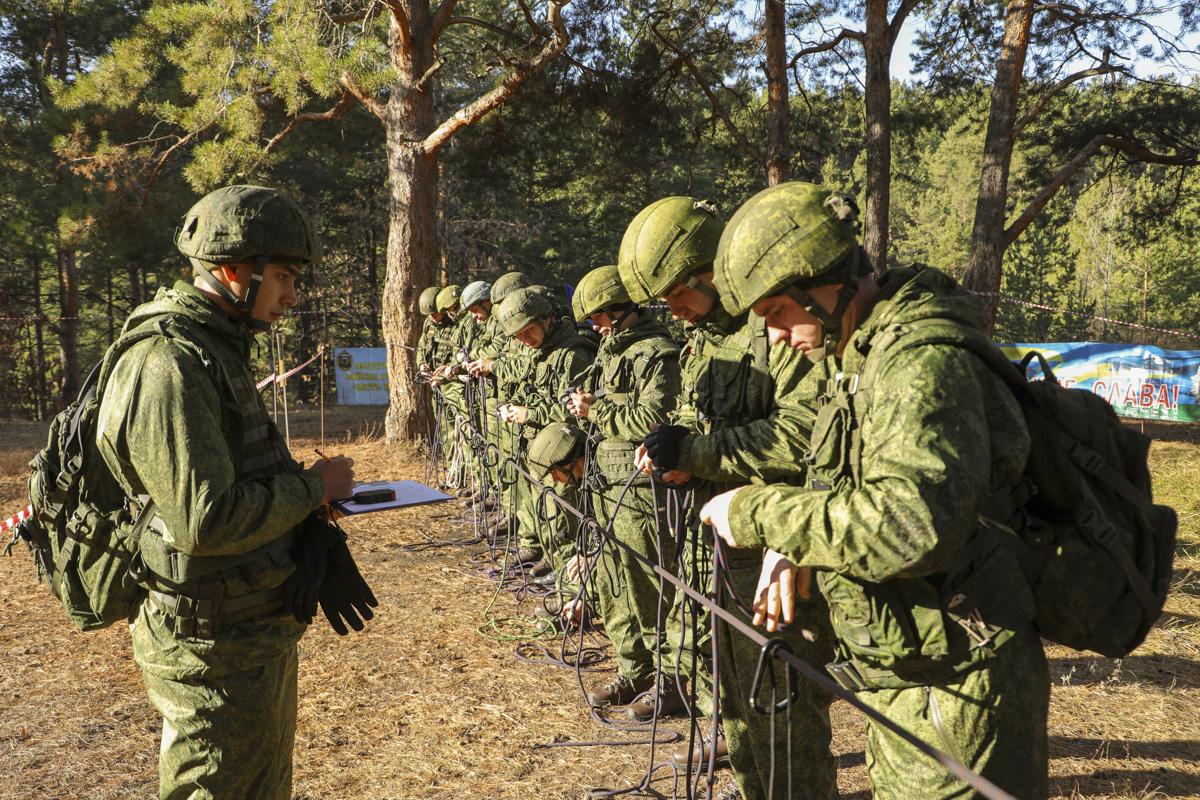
[333,347,389,406]
[998,342,1200,423]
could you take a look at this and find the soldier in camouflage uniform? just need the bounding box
[430,285,469,487]
[469,271,535,543]
[619,197,837,799]
[459,280,502,506]
[494,287,597,580]
[703,181,1048,800]
[563,265,682,709]
[416,285,440,376]
[95,185,370,800]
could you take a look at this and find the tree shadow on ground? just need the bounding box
[1050,736,1200,761]
[1051,767,1200,798]
[1048,654,1200,689]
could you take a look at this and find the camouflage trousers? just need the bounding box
[589,480,677,682]
[717,547,837,800]
[859,627,1049,800]
[131,601,304,800]
[660,512,715,717]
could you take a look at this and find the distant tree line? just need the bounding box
[1,0,1198,432]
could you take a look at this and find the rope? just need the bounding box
[433,385,1019,800]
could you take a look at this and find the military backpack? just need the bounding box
[856,320,1177,658]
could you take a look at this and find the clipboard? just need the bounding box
[333,480,454,515]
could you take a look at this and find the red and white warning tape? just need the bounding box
[256,348,325,391]
[3,504,32,533]
[975,292,1200,343]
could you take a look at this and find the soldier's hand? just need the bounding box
[644,424,689,472]
[468,357,493,377]
[568,391,594,418]
[560,597,586,628]
[660,469,692,485]
[564,553,588,583]
[500,404,529,424]
[634,444,654,476]
[314,456,356,503]
[699,486,746,548]
[751,550,811,633]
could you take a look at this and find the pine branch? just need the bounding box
[421,0,568,155]
[340,72,386,120]
[264,90,355,153]
[788,28,865,68]
[1006,134,1198,245]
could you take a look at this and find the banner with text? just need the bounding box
[334,347,389,406]
[999,342,1200,423]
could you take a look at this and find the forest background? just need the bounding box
[3,0,1200,440]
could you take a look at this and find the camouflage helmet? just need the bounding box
[618,197,724,303]
[418,286,440,315]
[491,271,531,304]
[176,184,319,273]
[571,265,630,323]
[435,284,462,313]
[714,182,860,316]
[176,185,318,330]
[461,280,492,310]
[527,422,587,480]
[497,286,553,336]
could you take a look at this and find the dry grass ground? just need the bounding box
[0,409,1197,800]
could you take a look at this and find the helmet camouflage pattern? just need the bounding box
[714,181,860,316]
[176,184,319,274]
[617,197,724,303]
[527,422,586,480]
[491,271,532,304]
[419,286,440,315]
[461,280,492,310]
[435,284,462,313]
[571,265,629,323]
[497,287,552,336]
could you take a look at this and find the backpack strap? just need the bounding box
[858,319,1163,619]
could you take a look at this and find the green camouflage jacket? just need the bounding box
[726,266,1034,688]
[519,318,597,435]
[671,306,816,482]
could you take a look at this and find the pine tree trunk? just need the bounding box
[30,252,47,420]
[863,0,892,275]
[964,0,1034,332]
[764,0,789,186]
[57,243,79,403]
[382,5,436,443]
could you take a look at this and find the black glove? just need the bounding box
[281,514,340,625]
[319,538,379,635]
[644,424,689,472]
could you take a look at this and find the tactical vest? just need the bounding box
[518,321,597,442]
[588,323,680,487]
[678,313,773,435]
[804,284,1036,691]
[125,314,301,638]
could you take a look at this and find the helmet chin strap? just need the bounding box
[683,269,721,323]
[784,281,857,360]
[197,256,272,332]
[782,249,863,360]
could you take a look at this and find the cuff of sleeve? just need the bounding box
[674,435,699,474]
[728,487,767,548]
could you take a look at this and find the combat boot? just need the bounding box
[587,674,655,708]
[670,724,730,769]
[624,674,686,721]
[515,546,541,564]
[528,558,553,577]
[530,570,559,588]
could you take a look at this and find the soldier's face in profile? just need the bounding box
[753,293,825,353]
[662,278,715,323]
[469,303,490,322]
[588,311,615,336]
[431,311,445,323]
[249,262,301,327]
[515,320,547,349]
